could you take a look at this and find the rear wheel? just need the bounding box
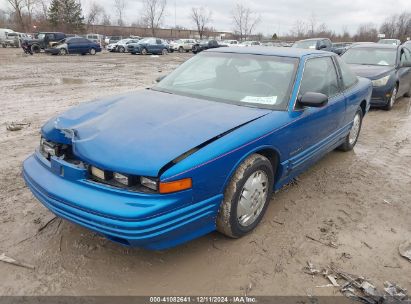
[384,85,397,111]
[217,154,274,238]
[118,46,125,53]
[338,107,363,151]
[178,46,184,53]
[31,44,41,53]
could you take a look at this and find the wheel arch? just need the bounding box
[360,100,367,116]
[221,145,283,194]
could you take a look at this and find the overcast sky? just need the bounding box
[2,0,410,35]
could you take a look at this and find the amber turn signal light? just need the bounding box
[159,178,192,194]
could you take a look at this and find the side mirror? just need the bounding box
[318,44,327,50]
[155,75,167,83]
[298,92,328,107]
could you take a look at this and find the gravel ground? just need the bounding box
[0,48,410,296]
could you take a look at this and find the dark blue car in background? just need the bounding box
[45,37,102,55]
[23,47,372,250]
[342,43,411,110]
[127,37,169,55]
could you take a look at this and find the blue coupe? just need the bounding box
[23,47,372,250]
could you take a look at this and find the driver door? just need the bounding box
[285,56,346,175]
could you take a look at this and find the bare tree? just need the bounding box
[142,0,167,36]
[190,6,212,40]
[102,11,111,26]
[380,12,411,42]
[6,0,26,31]
[291,19,307,38]
[114,0,126,26]
[86,1,104,28]
[354,23,378,42]
[308,12,316,36]
[232,3,261,41]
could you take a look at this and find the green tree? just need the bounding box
[48,0,85,33]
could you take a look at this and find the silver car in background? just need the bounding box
[170,39,197,52]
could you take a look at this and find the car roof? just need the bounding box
[297,38,329,41]
[207,46,331,58]
[351,43,398,49]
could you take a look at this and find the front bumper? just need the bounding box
[370,84,393,107]
[22,151,221,250]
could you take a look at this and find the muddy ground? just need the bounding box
[0,48,410,296]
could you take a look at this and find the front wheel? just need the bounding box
[118,46,125,53]
[59,48,68,55]
[89,48,96,55]
[338,107,363,151]
[162,48,168,55]
[384,85,397,111]
[141,48,148,55]
[217,154,274,238]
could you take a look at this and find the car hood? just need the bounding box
[347,64,394,79]
[43,90,270,177]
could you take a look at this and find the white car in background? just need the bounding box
[107,38,140,52]
[221,40,239,46]
[170,39,197,52]
[237,41,261,47]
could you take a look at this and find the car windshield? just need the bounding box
[154,52,299,110]
[292,40,317,49]
[342,48,397,66]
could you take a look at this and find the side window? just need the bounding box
[299,57,340,97]
[400,48,411,64]
[335,56,358,90]
[156,39,162,44]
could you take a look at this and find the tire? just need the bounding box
[338,107,363,152]
[162,48,168,55]
[384,85,397,111]
[89,48,96,55]
[59,48,68,55]
[141,48,148,55]
[31,44,41,53]
[192,46,199,54]
[216,154,274,238]
[118,46,125,53]
[178,46,184,53]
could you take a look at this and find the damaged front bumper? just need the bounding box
[22,150,221,250]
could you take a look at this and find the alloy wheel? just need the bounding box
[349,111,361,145]
[237,170,269,227]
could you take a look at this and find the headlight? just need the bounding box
[371,75,390,87]
[140,176,158,191]
[40,138,58,159]
[113,172,136,186]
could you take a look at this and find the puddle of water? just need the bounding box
[57,78,86,85]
